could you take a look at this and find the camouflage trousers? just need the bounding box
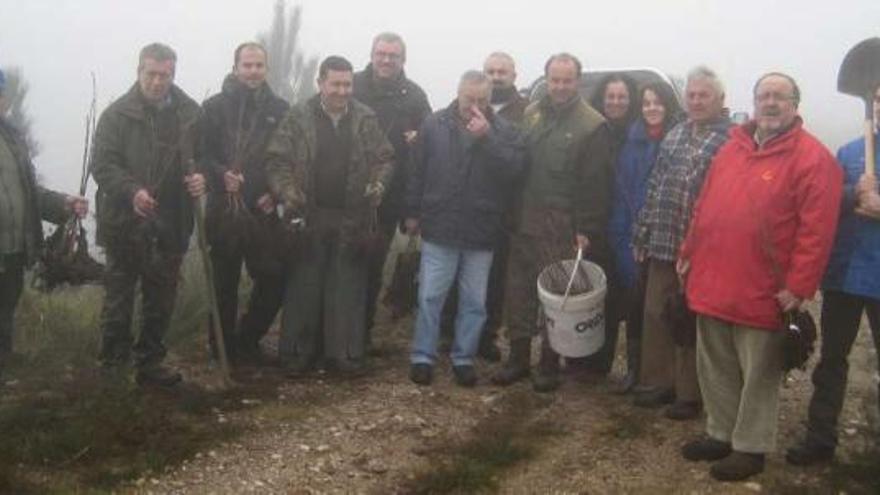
[98,243,183,368]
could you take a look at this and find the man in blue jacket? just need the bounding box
[405,70,526,386]
[787,83,880,465]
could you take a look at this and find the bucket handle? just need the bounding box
[560,247,584,311]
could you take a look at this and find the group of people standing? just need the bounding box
[0,31,878,484]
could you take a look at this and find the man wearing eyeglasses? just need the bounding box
[353,32,432,346]
[677,73,842,481]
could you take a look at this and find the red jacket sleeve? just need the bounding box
[784,147,843,298]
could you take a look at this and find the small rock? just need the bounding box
[365,460,389,474]
[241,398,262,406]
[254,480,265,487]
[271,453,283,460]
[844,428,857,436]
[744,481,762,492]
[316,444,330,452]
[298,444,311,452]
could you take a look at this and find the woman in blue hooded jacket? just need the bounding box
[607,81,681,392]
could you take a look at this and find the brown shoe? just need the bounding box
[681,437,732,462]
[710,451,765,481]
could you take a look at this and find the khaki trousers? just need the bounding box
[696,315,785,453]
[639,259,700,401]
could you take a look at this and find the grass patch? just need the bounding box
[599,407,650,441]
[402,391,560,494]
[0,247,262,492]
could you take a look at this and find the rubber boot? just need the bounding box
[532,339,561,393]
[491,338,531,386]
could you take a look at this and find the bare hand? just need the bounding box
[224,170,244,193]
[575,234,590,252]
[404,217,420,236]
[633,247,647,264]
[365,182,384,208]
[404,130,418,144]
[855,188,880,219]
[675,258,690,286]
[775,289,802,312]
[184,173,206,198]
[465,105,490,138]
[855,173,878,200]
[133,188,158,218]
[65,195,89,218]
[256,193,275,214]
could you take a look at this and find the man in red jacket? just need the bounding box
[676,73,843,481]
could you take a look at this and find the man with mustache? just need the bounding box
[677,73,842,481]
[267,56,394,376]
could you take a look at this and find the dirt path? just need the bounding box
[138,307,879,494]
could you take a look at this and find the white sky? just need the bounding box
[1,0,878,193]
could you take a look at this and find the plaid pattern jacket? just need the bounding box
[633,116,731,262]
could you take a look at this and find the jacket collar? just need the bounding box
[116,83,192,121]
[732,116,804,155]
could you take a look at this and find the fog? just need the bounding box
[1,0,878,194]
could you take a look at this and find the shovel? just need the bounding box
[838,37,880,178]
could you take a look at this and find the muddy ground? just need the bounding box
[131,302,879,495]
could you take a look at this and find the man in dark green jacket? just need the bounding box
[267,56,394,376]
[92,43,206,387]
[0,68,88,377]
[493,53,614,392]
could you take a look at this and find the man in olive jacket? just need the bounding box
[266,56,394,376]
[494,53,613,392]
[92,43,206,387]
[0,68,88,377]
[200,42,289,363]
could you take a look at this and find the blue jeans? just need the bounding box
[411,240,493,366]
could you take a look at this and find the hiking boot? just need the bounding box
[786,439,835,466]
[491,338,531,386]
[453,365,477,387]
[633,386,676,408]
[477,336,502,363]
[135,364,182,387]
[710,452,765,481]
[409,363,433,386]
[682,437,732,462]
[665,400,702,421]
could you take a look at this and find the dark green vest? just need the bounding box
[522,97,605,210]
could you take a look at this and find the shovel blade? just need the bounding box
[838,37,880,100]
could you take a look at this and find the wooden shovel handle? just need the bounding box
[866,118,876,179]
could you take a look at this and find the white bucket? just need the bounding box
[537,256,607,358]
